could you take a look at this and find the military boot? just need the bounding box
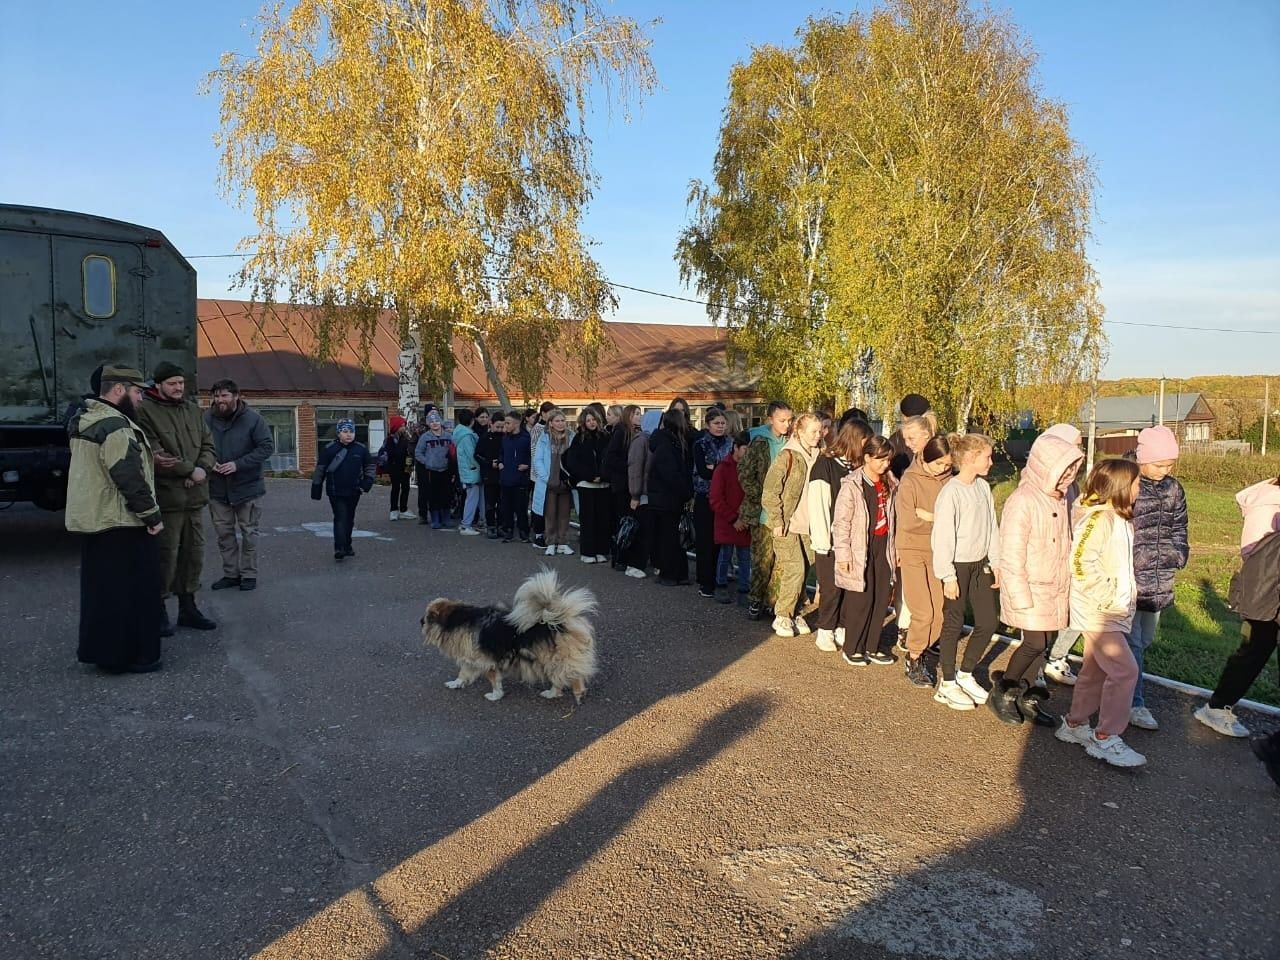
[177,594,217,631]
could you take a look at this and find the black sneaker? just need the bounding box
[239,578,257,591]
[487,530,501,540]
[903,656,933,688]
[842,651,869,667]
[344,547,355,557]
[335,551,345,560]
[867,650,897,666]
[747,601,764,621]
[211,576,241,590]
[698,587,716,599]
[519,534,530,543]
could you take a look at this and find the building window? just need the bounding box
[315,407,383,459]
[82,255,116,318]
[259,407,299,471]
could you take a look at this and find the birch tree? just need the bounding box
[677,0,1103,429]
[208,0,655,411]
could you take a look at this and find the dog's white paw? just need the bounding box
[445,679,465,689]
[540,687,563,699]
[484,690,505,702]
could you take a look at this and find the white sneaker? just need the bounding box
[625,566,647,579]
[595,554,609,563]
[399,510,416,520]
[556,544,574,556]
[1055,719,1094,747]
[545,545,556,556]
[458,526,481,536]
[580,554,597,564]
[955,670,989,705]
[834,627,845,649]
[1129,706,1159,731]
[792,615,812,635]
[1086,733,1147,768]
[772,616,796,638]
[390,511,400,520]
[1194,703,1250,738]
[933,680,976,711]
[814,629,838,652]
[1044,658,1077,686]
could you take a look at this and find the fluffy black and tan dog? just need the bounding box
[421,569,597,703]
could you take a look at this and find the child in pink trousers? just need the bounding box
[1055,459,1146,768]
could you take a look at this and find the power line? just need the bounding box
[182,249,1280,336]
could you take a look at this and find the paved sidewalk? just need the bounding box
[1,480,1276,960]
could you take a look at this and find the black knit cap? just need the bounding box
[152,360,186,384]
[899,393,929,417]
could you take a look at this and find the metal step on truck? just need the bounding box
[0,205,196,509]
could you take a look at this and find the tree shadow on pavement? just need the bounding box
[262,695,773,959]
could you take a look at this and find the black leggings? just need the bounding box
[577,487,613,557]
[813,551,843,632]
[1007,629,1054,685]
[693,495,717,591]
[651,507,687,582]
[388,470,410,512]
[840,537,891,656]
[483,479,500,529]
[1209,617,1279,708]
[938,558,998,681]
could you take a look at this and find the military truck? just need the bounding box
[0,205,197,509]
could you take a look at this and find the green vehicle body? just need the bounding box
[0,205,197,509]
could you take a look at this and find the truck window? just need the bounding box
[83,255,116,318]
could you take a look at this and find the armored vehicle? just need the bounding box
[0,205,196,509]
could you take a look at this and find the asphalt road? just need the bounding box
[2,480,1276,960]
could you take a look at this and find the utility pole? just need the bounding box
[1263,378,1271,456]
[1158,376,1166,427]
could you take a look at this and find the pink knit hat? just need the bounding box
[1136,425,1179,464]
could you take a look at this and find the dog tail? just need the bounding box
[506,567,597,634]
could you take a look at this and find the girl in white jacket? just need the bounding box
[1055,459,1146,768]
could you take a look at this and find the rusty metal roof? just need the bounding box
[197,298,758,401]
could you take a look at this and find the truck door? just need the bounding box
[0,229,56,423]
[51,235,145,404]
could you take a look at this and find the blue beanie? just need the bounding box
[336,418,356,435]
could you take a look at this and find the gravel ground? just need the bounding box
[1,479,1276,960]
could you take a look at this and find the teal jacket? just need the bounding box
[453,423,480,484]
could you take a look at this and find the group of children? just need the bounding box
[311,393,1280,778]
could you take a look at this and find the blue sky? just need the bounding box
[2,1,1277,379]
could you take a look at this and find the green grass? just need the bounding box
[992,468,1278,705]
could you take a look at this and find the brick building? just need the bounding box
[196,299,764,473]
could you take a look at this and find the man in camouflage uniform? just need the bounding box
[136,361,217,634]
[736,401,793,621]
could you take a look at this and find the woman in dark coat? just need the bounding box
[603,405,643,571]
[646,410,695,585]
[565,409,614,563]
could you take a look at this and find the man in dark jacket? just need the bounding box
[136,361,217,634]
[205,379,274,592]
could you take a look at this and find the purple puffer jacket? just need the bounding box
[1132,473,1189,612]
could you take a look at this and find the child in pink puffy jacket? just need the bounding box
[993,434,1084,727]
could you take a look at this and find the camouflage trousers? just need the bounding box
[748,523,780,607]
[158,508,206,596]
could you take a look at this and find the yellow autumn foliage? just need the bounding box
[208,0,655,401]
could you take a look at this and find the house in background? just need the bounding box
[196,299,763,473]
[1075,393,1216,457]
